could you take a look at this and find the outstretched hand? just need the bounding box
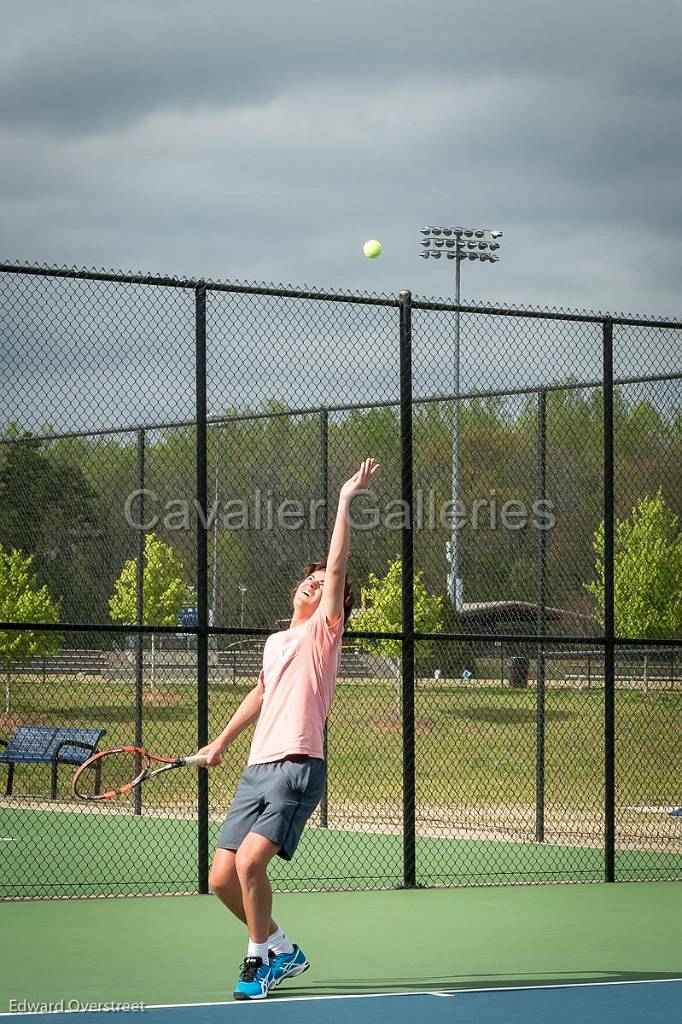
[339,458,380,503]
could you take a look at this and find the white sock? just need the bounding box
[247,939,270,965]
[268,926,294,956]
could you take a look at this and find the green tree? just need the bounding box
[585,490,682,638]
[352,558,445,707]
[0,547,61,714]
[353,558,444,658]
[109,533,193,688]
[0,432,106,627]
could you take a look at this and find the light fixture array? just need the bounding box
[418,226,503,261]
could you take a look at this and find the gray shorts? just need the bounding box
[217,756,326,861]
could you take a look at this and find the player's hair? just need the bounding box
[291,561,354,624]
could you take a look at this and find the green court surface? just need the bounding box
[1,884,680,1009]
[2,806,681,898]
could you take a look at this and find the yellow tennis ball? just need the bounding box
[363,239,382,259]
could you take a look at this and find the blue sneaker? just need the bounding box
[233,957,273,1000]
[268,944,310,989]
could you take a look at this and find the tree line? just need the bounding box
[1,384,680,641]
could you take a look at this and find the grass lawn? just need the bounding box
[1,673,679,898]
[1,673,679,813]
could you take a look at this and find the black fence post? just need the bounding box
[399,290,416,889]
[602,319,616,882]
[535,390,547,842]
[134,428,146,816]
[319,409,329,829]
[196,284,210,894]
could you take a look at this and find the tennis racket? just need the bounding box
[71,745,208,801]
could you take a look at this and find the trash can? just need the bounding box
[509,656,530,689]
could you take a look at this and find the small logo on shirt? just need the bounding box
[280,643,298,659]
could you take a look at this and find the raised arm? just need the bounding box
[321,457,379,625]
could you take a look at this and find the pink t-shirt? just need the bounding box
[248,604,344,765]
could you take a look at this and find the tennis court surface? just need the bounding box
[2,883,680,1023]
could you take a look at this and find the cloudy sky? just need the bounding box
[2,0,682,317]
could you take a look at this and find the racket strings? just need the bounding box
[75,749,147,799]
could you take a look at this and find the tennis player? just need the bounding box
[199,457,379,1000]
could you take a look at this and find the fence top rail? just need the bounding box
[412,297,682,330]
[2,370,681,447]
[2,259,682,329]
[0,261,398,308]
[2,619,682,648]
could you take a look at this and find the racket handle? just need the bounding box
[183,753,209,766]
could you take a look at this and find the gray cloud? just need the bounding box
[1,0,681,319]
[3,2,680,135]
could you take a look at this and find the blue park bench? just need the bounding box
[0,725,107,799]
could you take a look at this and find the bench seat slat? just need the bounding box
[0,725,106,764]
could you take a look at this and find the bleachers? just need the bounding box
[217,641,386,680]
[8,644,390,683]
[10,650,107,676]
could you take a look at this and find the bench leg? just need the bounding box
[5,763,14,796]
[50,761,58,800]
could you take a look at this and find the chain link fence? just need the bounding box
[0,261,680,898]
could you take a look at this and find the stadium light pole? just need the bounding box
[210,431,220,631]
[419,226,503,611]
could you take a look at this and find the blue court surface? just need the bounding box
[2,982,681,1024]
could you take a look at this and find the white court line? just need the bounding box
[2,977,681,1016]
[0,838,17,841]
[145,976,682,1007]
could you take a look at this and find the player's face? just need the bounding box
[293,570,325,614]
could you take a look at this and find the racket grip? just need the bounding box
[183,753,209,766]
